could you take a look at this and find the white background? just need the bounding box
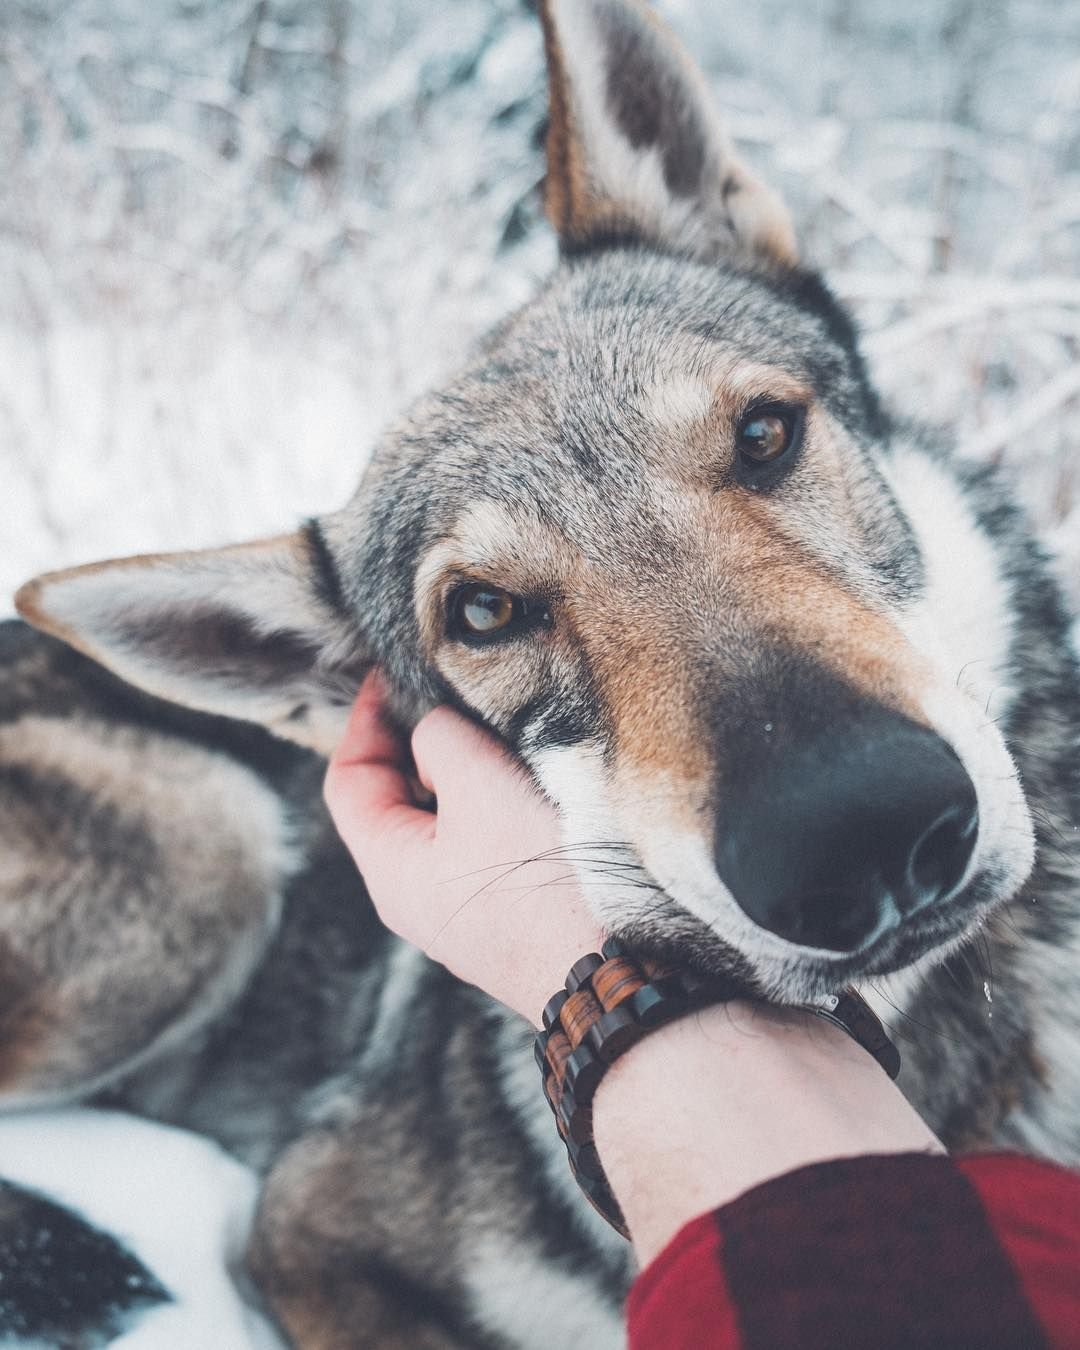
[2,0,1078,611]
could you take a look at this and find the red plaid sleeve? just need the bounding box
[626,1152,1080,1350]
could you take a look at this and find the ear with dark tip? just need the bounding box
[539,0,797,266]
[14,525,367,755]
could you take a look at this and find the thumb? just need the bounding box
[325,671,435,870]
[411,705,531,807]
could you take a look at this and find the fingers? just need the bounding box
[324,671,435,864]
[330,669,402,772]
[324,676,598,1021]
[411,704,529,804]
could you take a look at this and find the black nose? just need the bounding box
[714,711,979,953]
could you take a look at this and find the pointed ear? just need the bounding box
[14,526,367,754]
[539,0,797,266]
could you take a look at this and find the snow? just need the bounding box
[0,1109,282,1348]
[2,0,1077,613]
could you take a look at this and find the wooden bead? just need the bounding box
[556,1084,593,1144]
[542,988,569,1030]
[584,1005,641,1063]
[593,956,647,1011]
[564,1042,605,1103]
[561,988,604,1049]
[600,936,628,961]
[543,1070,562,1116]
[544,1027,573,1083]
[566,952,603,993]
[566,1137,604,1182]
[629,982,686,1029]
[571,1168,630,1240]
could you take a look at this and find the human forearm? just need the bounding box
[592,1000,942,1267]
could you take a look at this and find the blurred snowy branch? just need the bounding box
[1,0,1077,608]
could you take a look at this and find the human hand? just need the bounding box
[324,671,604,1025]
[326,674,943,1265]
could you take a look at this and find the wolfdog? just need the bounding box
[4,0,1079,1345]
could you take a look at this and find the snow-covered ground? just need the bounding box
[2,0,1078,607]
[0,1,1078,1345]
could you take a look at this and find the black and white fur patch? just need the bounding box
[0,1110,283,1350]
[0,1178,167,1348]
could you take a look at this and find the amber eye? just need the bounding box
[735,406,801,464]
[454,584,519,638]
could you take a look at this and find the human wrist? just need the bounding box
[591,1001,942,1266]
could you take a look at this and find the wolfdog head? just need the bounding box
[17,0,1034,1001]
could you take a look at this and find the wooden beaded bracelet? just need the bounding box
[533,938,901,1239]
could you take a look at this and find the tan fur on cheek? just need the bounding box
[772,588,930,722]
[569,584,713,815]
[728,496,932,721]
[567,492,930,827]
